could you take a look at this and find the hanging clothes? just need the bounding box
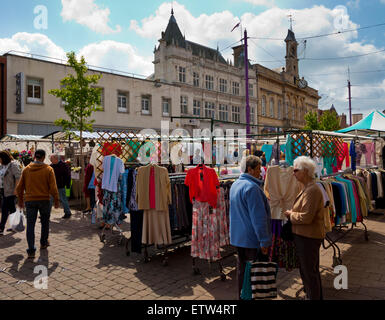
[285,135,295,166]
[350,140,357,171]
[102,155,125,193]
[264,166,301,220]
[137,164,172,246]
[261,144,273,165]
[336,142,350,171]
[184,164,219,208]
[363,142,376,166]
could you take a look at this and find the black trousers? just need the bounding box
[293,234,323,300]
[236,247,268,300]
[25,201,51,253]
[0,194,16,231]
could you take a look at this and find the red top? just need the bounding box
[149,166,156,209]
[184,165,219,208]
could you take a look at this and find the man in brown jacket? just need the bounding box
[16,149,59,259]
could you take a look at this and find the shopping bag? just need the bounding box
[9,208,26,232]
[250,261,278,299]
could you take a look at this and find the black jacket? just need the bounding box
[51,161,71,189]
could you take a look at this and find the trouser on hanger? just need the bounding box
[294,234,323,300]
[130,210,144,253]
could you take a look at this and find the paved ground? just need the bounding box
[0,207,385,300]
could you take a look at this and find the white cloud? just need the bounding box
[78,41,153,76]
[381,0,385,4]
[346,0,360,9]
[0,32,67,60]
[130,2,385,114]
[61,0,121,34]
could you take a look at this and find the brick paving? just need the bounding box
[0,207,384,300]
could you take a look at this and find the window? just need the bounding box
[180,96,188,114]
[162,98,171,117]
[219,79,227,93]
[117,92,128,113]
[249,84,253,97]
[285,101,289,119]
[232,106,240,123]
[292,107,295,120]
[193,72,200,87]
[278,100,282,119]
[261,96,266,116]
[232,82,240,95]
[91,86,104,111]
[141,95,151,115]
[205,75,214,90]
[250,107,255,124]
[219,104,228,121]
[204,101,215,119]
[179,66,186,83]
[27,78,42,104]
[270,98,274,118]
[193,100,201,116]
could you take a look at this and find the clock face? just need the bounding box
[298,79,308,89]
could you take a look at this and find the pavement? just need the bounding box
[0,207,385,300]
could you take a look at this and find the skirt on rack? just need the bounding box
[142,209,172,245]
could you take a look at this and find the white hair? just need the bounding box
[293,156,316,179]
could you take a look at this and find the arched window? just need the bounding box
[261,96,266,116]
[278,100,282,119]
[270,98,274,118]
[285,101,289,119]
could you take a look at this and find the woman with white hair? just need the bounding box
[284,156,325,300]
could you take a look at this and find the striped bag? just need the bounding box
[250,261,278,299]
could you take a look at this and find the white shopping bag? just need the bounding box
[9,207,26,232]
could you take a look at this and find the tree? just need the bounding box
[319,110,341,131]
[304,110,320,130]
[49,51,102,209]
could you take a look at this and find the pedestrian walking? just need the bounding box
[229,155,272,299]
[50,154,72,219]
[0,150,22,235]
[16,149,59,259]
[285,156,326,300]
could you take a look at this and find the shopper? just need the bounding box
[50,154,72,219]
[0,150,21,235]
[16,149,59,259]
[229,155,272,299]
[284,156,325,300]
[83,162,95,213]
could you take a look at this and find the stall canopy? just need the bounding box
[0,134,45,141]
[336,110,385,135]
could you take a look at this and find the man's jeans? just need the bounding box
[25,201,51,253]
[50,188,71,216]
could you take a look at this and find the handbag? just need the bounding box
[282,219,294,241]
[9,207,26,232]
[250,260,278,299]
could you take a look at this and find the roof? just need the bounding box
[0,134,45,141]
[163,12,228,65]
[336,110,385,134]
[285,29,296,42]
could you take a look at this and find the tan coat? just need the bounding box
[290,181,326,239]
[136,164,171,211]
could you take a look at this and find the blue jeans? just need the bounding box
[25,201,51,253]
[51,188,71,216]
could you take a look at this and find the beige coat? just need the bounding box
[136,164,171,211]
[264,166,301,220]
[290,181,326,239]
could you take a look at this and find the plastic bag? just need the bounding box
[9,208,26,232]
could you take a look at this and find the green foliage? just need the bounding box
[304,110,341,131]
[319,110,341,131]
[304,111,320,130]
[49,51,102,139]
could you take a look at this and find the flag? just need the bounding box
[231,22,240,32]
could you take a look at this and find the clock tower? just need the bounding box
[285,29,299,82]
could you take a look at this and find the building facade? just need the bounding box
[0,10,320,138]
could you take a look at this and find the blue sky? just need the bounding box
[1,0,385,116]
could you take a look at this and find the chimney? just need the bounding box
[232,44,244,68]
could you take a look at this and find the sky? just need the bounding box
[1,0,385,118]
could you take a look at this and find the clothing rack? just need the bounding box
[319,169,369,267]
